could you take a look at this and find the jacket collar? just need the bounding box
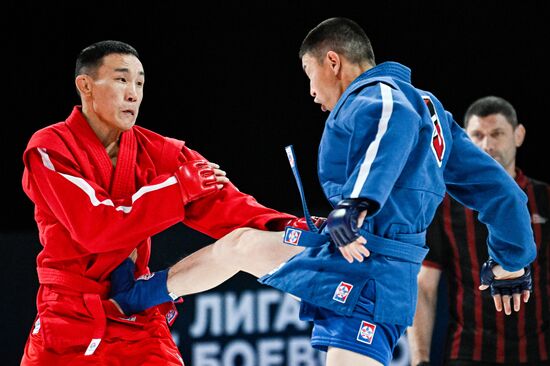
[330,62,411,119]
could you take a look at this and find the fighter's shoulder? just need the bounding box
[23,122,82,171]
[25,121,71,153]
[133,125,186,151]
[132,125,198,171]
[352,80,420,119]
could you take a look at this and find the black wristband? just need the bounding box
[416,362,431,366]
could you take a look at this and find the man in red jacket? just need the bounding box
[20,40,304,365]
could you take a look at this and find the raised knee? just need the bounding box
[213,227,254,257]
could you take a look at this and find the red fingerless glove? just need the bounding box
[176,160,218,205]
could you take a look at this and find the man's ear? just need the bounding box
[326,51,341,76]
[514,123,526,148]
[75,74,93,96]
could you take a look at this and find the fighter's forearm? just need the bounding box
[408,293,437,364]
[408,267,441,365]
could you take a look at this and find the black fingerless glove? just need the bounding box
[326,198,372,247]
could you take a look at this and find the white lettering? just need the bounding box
[222,340,256,366]
[257,290,282,333]
[192,342,220,366]
[191,337,325,366]
[190,294,223,337]
[274,293,309,332]
[258,338,284,366]
[225,291,255,335]
[288,337,317,366]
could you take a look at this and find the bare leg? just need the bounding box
[326,347,384,366]
[167,228,304,297]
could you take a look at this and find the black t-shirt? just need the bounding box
[424,170,550,364]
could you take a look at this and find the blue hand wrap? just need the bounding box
[110,258,136,294]
[111,266,173,316]
[480,258,533,296]
[326,199,371,247]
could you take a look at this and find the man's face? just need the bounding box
[301,53,341,112]
[87,53,144,132]
[466,113,520,171]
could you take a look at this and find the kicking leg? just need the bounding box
[167,228,304,296]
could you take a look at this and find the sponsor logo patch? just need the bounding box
[332,281,353,303]
[357,320,376,344]
[32,318,41,334]
[166,308,177,324]
[283,228,302,245]
[137,273,154,281]
[84,338,102,356]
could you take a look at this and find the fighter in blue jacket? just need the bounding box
[109,17,536,366]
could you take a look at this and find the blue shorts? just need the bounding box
[300,280,406,366]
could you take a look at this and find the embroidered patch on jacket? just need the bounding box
[84,338,102,356]
[32,318,41,334]
[356,320,377,344]
[333,281,353,303]
[283,227,302,245]
[137,273,154,281]
[166,308,177,324]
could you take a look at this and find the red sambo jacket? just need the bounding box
[21,106,294,356]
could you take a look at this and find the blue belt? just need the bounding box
[283,144,428,264]
[283,227,428,263]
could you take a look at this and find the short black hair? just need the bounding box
[299,17,375,65]
[463,96,518,128]
[75,40,139,79]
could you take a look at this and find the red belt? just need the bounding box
[37,267,107,355]
[37,267,109,297]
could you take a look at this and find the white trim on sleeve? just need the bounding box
[350,83,394,198]
[36,147,177,214]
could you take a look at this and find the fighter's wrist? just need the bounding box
[335,198,370,211]
[492,265,525,279]
[166,268,180,300]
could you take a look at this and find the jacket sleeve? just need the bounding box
[443,115,536,271]
[23,147,187,253]
[178,148,296,239]
[341,83,420,214]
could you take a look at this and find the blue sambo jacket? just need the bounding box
[260,62,536,326]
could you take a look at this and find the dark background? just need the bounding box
[1,1,547,365]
